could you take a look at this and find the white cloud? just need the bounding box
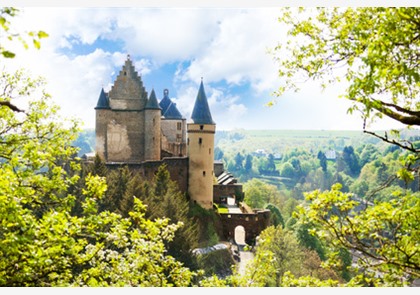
[179,9,284,93]
[2,6,404,132]
[173,82,247,130]
[107,8,225,64]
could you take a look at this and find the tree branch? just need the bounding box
[363,129,420,154]
[0,101,24,112]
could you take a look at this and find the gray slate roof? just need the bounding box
[159,89,183,119]
[94,88,110,109]
[163,102,183,119]
[191,80,215,125]
[145,89,161,110]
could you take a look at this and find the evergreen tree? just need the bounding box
[342,146,361,177]
[154,164,170,198]
[317,151,327,172]
[244,154,253,172]
[100,166,131,213]
[214,146,224,161]
[88,153,108,177]
[234,152,244,171]
[266,153,276,172]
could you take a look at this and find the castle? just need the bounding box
[94,56,270,244]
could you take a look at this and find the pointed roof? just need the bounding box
[94,88,110,109]
[191,80,215,124]
[159,89,172,114]
[163,101,183,119]
[159,89,183,119]
[145,89,161,110]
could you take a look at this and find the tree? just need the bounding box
[266,153,276,172]
[214,146,224,161]
[265,204,285,228]
[0,12,203,286]
[154,163,172,198]
[339,146,361,177]
[280,162,295,179]
[274,8,420,134]
[243,179,280,209]
[234,152,244,171]
[241,226,341,286]
[295,184,419,286]
[244,154,253,172]
[0,7,48,59]
[0,69,202,286]
[101,166,132,213]
[273,7,420,286]
[317,151,327,172]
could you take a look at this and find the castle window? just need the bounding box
[176,134,182,142]
[177,122,182,130]
[199,138,202,144]
[187,138,190,145]
[124,71,127,76]
[153,118,155,125]
[203,171,206,176]
[200,125,204,130]
[209,148,211,155]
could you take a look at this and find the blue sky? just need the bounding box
[3,5,408,131]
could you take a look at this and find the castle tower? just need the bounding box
[94,87,111,159]
[187,80,216,209]
[94,55,150,163]
[160,89,187,157]
[144,89,162,161]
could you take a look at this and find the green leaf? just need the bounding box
[2,51,15,58]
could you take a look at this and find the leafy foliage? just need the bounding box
[0,7,48,58]
[296,184,420,286]
[274,8,420,128]
[0,69,202,286]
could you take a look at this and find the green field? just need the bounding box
[215,129,382,156]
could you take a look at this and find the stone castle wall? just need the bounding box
[105,110,145,162]
[106,157,189,194]
[219,210,271,245]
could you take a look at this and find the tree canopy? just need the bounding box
[273,8,420,134]
[272,7,420,286]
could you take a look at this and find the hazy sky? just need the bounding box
[3,3,410,131]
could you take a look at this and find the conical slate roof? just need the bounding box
[159,89,172,114]
[191,80,215,124]
[159,89,183,119]
[94,88,110,109]
[145,89,161,110]
[163,101,183,119]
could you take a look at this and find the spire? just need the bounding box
[159,89,172,115]
[94,88,110,109]
[191,80,215,124]
[159,89,184,119]
[145,89,161,109]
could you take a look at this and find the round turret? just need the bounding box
[187,80,216,209]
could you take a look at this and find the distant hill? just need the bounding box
[73,128,420,158]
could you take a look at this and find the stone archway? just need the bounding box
[234,225,246,245]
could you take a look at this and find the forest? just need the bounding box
[1,7,419,287]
